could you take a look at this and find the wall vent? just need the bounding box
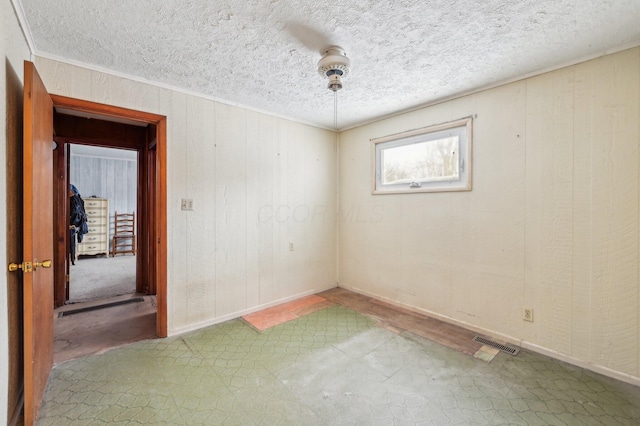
[473,336,520,356]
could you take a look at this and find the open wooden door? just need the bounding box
[22,61,54,425]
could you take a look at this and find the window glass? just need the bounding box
[373,117,472,194]
[382,136,459,185]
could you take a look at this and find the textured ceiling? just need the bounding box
[18,0,640,129]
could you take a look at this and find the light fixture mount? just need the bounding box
[317,46,351,92]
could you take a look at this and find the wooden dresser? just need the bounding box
[77,198,109,256]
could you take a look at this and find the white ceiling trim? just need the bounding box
[9,0,36,55]
[344,40,640,132]
[37,39,640,134]
[70,144,137,161]
[35,50,333,132]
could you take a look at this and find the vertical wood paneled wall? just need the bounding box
[34,56,338,335]
[338,47,640,383]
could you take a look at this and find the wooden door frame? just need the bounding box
[53,142,68,307]
[50,95,167,337]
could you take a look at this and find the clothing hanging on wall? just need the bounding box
[69,184,88,264]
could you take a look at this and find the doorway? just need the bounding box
[49,95,168,341]
[67,144,138,303]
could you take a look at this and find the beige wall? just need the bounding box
[33,56,338,334]
[338,47,640,383]
[2,0,32,423]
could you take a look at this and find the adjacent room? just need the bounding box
[2,0,640,424]
[68,144,138,302]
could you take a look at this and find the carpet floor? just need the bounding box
[69,254,136,302]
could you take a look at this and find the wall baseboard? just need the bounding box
[168,284,337,337]
[337,283,640,388]
[520,341,640,388]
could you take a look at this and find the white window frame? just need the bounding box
[371,117,472,194]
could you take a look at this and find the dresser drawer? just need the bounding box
[81,234,107,244]
[85,208,107,218]
[86,224,107,234]
[85,199,107,209]
[78,198,109,256]
[86,216,107,226]
[78,241,108,255]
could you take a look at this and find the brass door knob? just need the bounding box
[9,259,52,272]
[34,259,52,270]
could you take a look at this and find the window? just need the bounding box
[372,117,472,194]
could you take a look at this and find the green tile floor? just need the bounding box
[38,305,640,425]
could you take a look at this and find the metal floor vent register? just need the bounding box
[473,336,520,356]
[59,297,145,317]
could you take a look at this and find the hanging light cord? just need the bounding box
[333,90,338,131]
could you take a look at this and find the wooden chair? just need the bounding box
[111,211,136,257]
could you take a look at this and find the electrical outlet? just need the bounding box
[523,308,534,322]
[181,199,194,211]
[289,242,294,251]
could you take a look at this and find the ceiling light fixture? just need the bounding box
[317,46,351,92]
[317,46,351,130]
